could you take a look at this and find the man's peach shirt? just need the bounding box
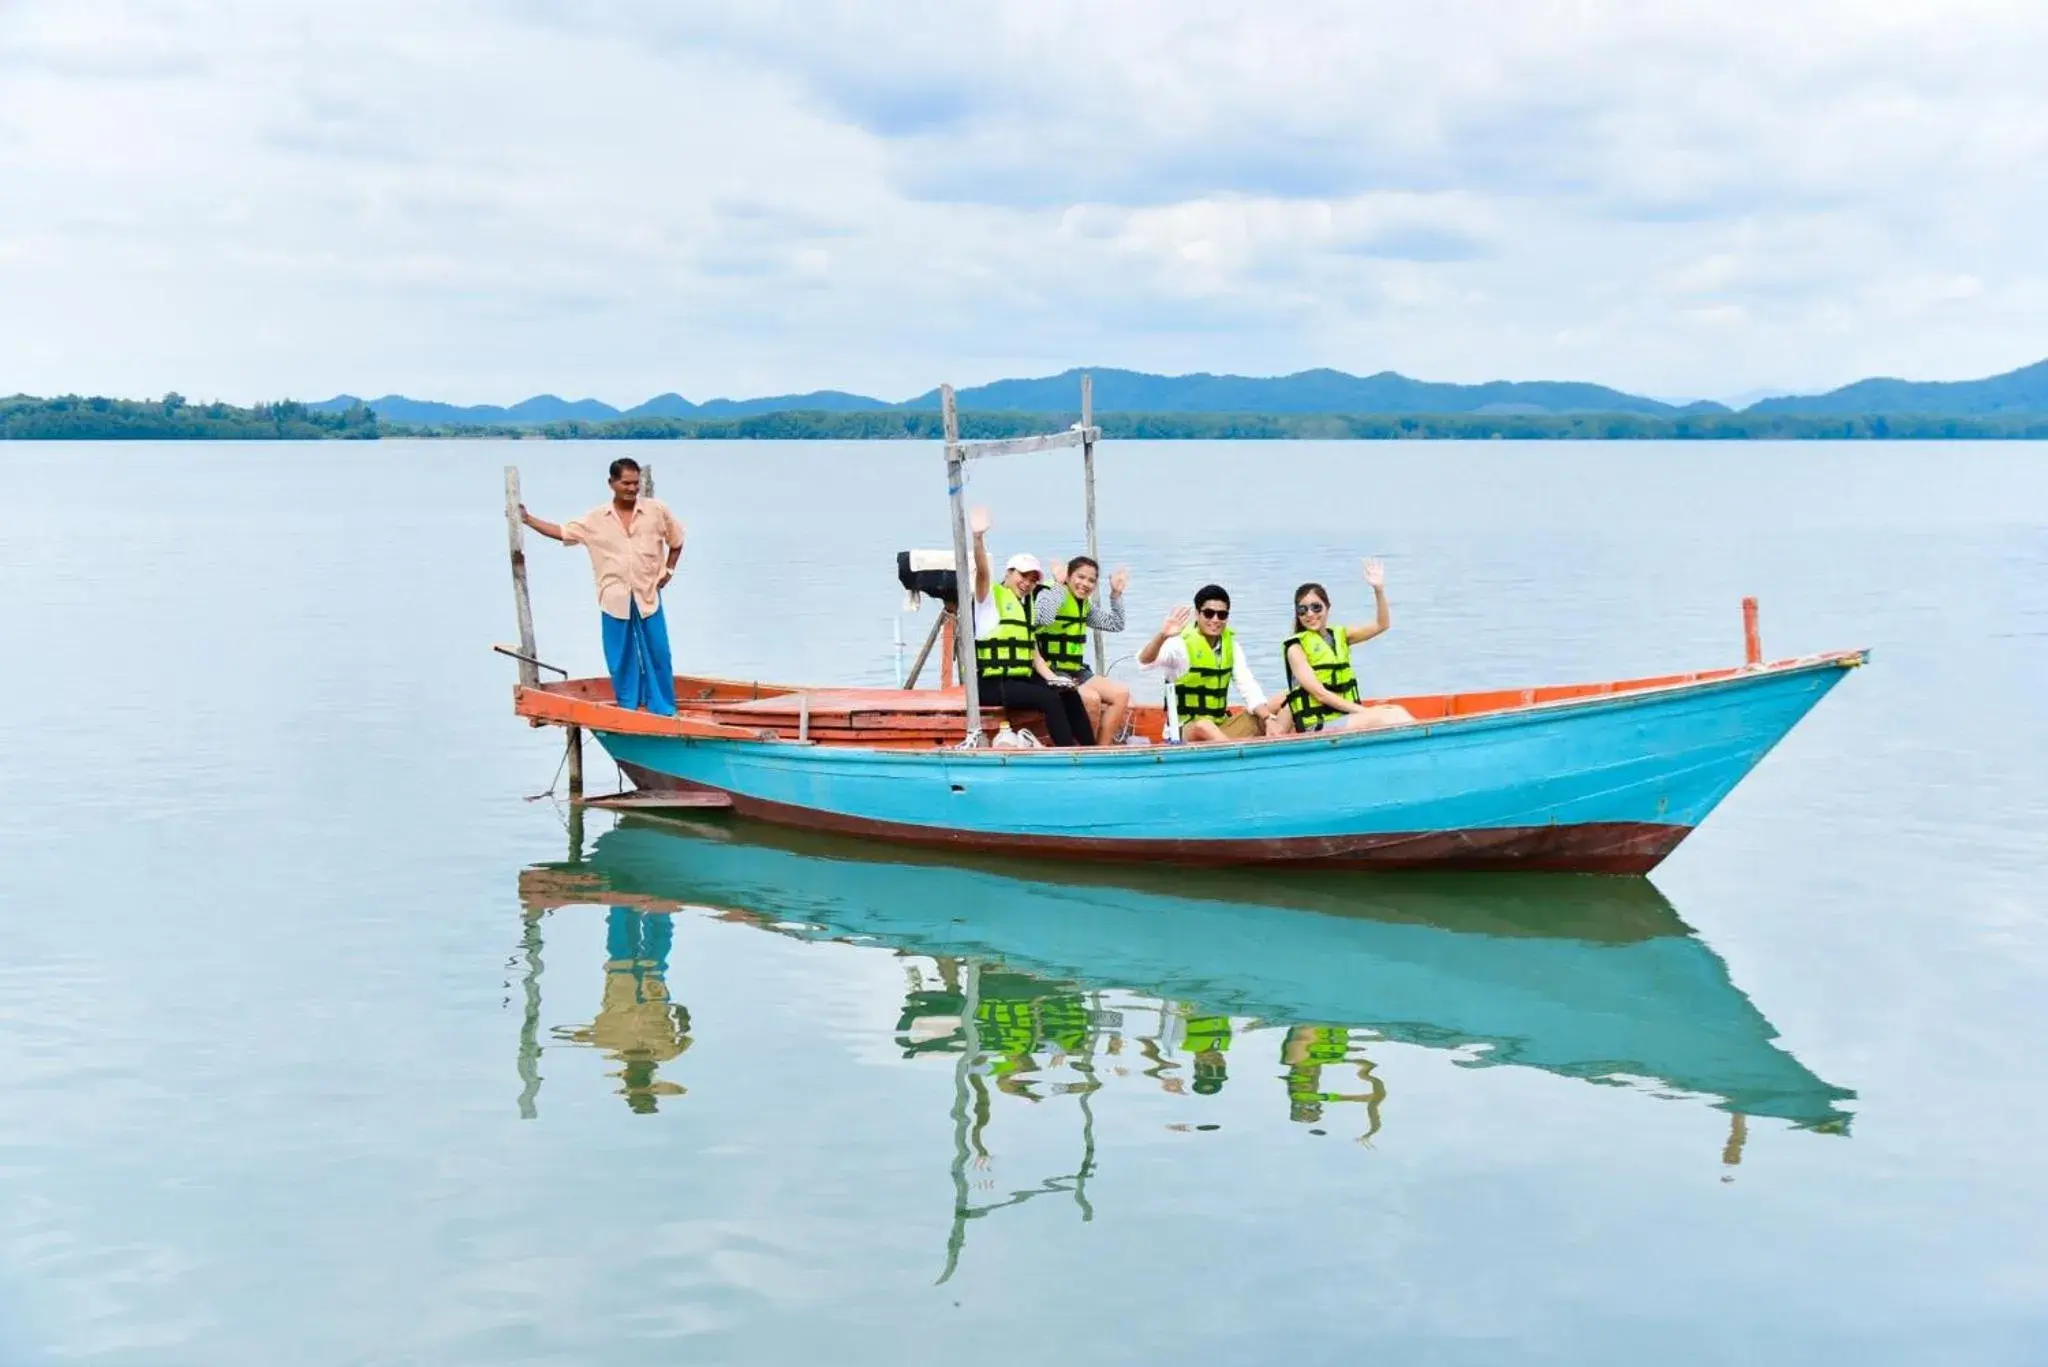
[561,498,685,619]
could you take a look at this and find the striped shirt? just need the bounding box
[1031,585,1126,633]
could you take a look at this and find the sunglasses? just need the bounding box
[1198,607,1230,621]
[1296,601,1328,614]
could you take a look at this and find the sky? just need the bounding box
[2,0,2045,406]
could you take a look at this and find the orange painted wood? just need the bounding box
[514,653,1864,750]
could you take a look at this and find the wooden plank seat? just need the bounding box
[689,689,1071,747]
[710,689,974,714]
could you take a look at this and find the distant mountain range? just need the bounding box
[1744,358,2048,416]
[312,357,2048,427]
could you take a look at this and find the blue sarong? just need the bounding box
[600,600,676,715]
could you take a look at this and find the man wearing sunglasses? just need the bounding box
[1136,585,1287,743]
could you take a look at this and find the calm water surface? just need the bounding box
[2,439,2046,1364]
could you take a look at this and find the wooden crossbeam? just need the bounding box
[956,426,1101,461]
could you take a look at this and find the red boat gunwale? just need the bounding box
[512,649,1869,751]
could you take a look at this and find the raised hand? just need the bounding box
[1161,605,1192,635]
[969,505,991,537]
[1363,556,1386,590]
[1051,559,1069,586]
[1109,566,1130,595]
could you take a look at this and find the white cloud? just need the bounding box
[1,0,2045,403]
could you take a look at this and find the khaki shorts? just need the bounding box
[1206,711,1264,740]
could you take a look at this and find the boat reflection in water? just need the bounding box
[513,814,1852,1274]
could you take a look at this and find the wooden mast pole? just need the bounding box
[507,465,578,796]
[1081,373,1103,675]
[504,467,540,687]
[943,385,981,743]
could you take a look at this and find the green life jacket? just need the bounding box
[1035,587,1090,675]
[1285,1027,1354,1110]
[1183,1013,1233,1055]
[975,581,1035,680]
[1303,1025,1350,1065]
[1175,625,1235,723]
[1038,995,1092,1055]
[1284,627,1359,731]
[976,998,1040,1059]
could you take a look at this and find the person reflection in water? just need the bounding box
[1183,1009,1233,1096]
[1141,1004,1233,1096]
[1281,1024,1386,1141]
[976,976,1094,1100]
[554,908,692,1113]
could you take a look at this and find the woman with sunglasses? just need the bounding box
[1281,559,1415,734]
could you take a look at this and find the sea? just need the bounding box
[2,437,2046,1365]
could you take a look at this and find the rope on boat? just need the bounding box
[524,741,569,803]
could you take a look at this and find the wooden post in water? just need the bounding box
[565,724,584,796]
[515,908,545,1120]
[938,958,984,1284]
[943,385,981,742]
[1721,1111,1748,1174]
[504,467,540,687]
[1081,373,1104,675]
[641,464,655,497]
[1742,596,1762,667]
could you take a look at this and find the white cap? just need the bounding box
[1004,553,1044,576]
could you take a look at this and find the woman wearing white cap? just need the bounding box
[966,507,1096,746]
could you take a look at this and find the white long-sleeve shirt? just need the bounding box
[1142,633,1270,710]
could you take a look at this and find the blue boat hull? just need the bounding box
[594,656,1859,872]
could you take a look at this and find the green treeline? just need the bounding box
[1,394,380,439]
[8,393,2048,440]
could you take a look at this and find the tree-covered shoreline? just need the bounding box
[1,394,380,439]
[6,392,2048,440]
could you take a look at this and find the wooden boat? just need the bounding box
[501,378,1867,873]
[512,646,1865,873]
[519,817,1855,1130]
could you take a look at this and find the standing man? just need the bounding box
[521,457,684,716]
